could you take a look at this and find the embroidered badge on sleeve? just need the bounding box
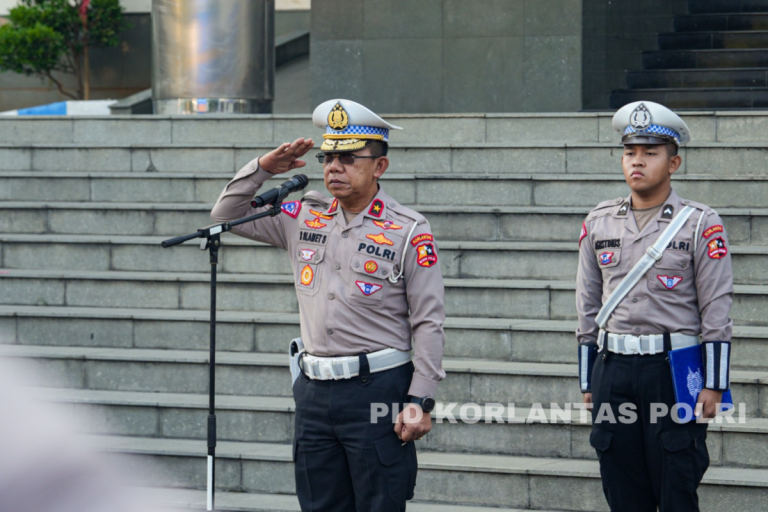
[355,281,383,296]
[657,275,683,289]
[417,243,438,267]
[411,233,434,246]
[366,233,394,246]
[280,201,301,219]
[579,222,587,247]
[707,237,728,259]
[703,225,724,239]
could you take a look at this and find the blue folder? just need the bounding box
[668,344,733,421]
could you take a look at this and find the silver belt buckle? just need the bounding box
[319,359,338,380]
[624,335,641,355]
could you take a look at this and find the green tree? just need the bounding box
[0,0,125,100]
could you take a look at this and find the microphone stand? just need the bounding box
[160,186,293,511]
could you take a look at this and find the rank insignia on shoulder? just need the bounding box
[579,222,587,247]
[300,249,316,261]
[328,198,339,214]
[364,260,378,273]
[411,233,434,246]
[657,275,683,290]
[417,243,438,267]
[599,252,614,265]
[373,220,402,230]
[368,199,384,218]
[280,201,301,219]
[305,218,327,230]
[366,233,394,246]
[617,202,629,216]
[662,205,674,219]
[707,237,728,259]
[309,209,334,220]
[300,265,314,286]
[355,281,383,296]
[703,225,724,238]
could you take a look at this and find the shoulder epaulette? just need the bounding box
[387,201,426,225]
[586,197,624,221]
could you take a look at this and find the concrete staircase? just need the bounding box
[1,113,768,511]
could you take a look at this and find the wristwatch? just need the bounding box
[409,396,436,413]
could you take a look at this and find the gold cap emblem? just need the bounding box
[327,103,349,131]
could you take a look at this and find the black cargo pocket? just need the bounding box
[589,427,613,462]
[661,427,709,490]
[374,433,407,503]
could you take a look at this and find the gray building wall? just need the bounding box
[310,0,583,113]
[582,0,688,110]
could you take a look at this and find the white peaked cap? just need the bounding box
[312,99,402,152]
[612,101,691,146]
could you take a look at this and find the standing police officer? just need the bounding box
[211,99,445,511]
[576,101,734,511]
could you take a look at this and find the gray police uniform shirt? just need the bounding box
[576,189,734,346]
[211,158,446,398]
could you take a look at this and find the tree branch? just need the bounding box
[44,71,78,100]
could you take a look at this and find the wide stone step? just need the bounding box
[38,388,768,469]
[3,269,768,327]
[3,237,767,286]
[1,112,767,145]
[2,346,766,417]
[137,486,554,512]
[1,201,767,243]
[643,49,768,70]
[3,305,768,370]
[659,30,768,50]
[675,13,768,32]
[689,1,768,15]
[85,434,768,511]
[610,87,768,110]
[626,68,768,89]
[2,143,767,176]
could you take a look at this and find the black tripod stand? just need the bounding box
[160,186,294,511]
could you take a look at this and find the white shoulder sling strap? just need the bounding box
[595,205,697,329]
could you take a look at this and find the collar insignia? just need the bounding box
[617,202,629,216]
[662,205,674,219]
[327,198,338,214]
[368,199,384,218]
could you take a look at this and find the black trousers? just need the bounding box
[590,350,710,512]
[292,360,418,512]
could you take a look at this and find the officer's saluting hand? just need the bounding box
[576,101,733,512]
[211,99,445,512]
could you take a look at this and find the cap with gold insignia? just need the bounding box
[312,99,402,152]
[612,101,691,146]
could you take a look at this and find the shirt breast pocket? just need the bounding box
[347,255,394,306]
[295,247,325,296]
[649,251,693,293]
[596,249,621,270]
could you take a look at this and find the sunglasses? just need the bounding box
[316,152,380,165]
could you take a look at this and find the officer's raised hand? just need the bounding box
[259,138,314,174]
[395,403,432,442]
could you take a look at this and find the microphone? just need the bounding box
[250,174,309,208]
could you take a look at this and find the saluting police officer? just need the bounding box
[211,99,445,512]
[576,101,734,511]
